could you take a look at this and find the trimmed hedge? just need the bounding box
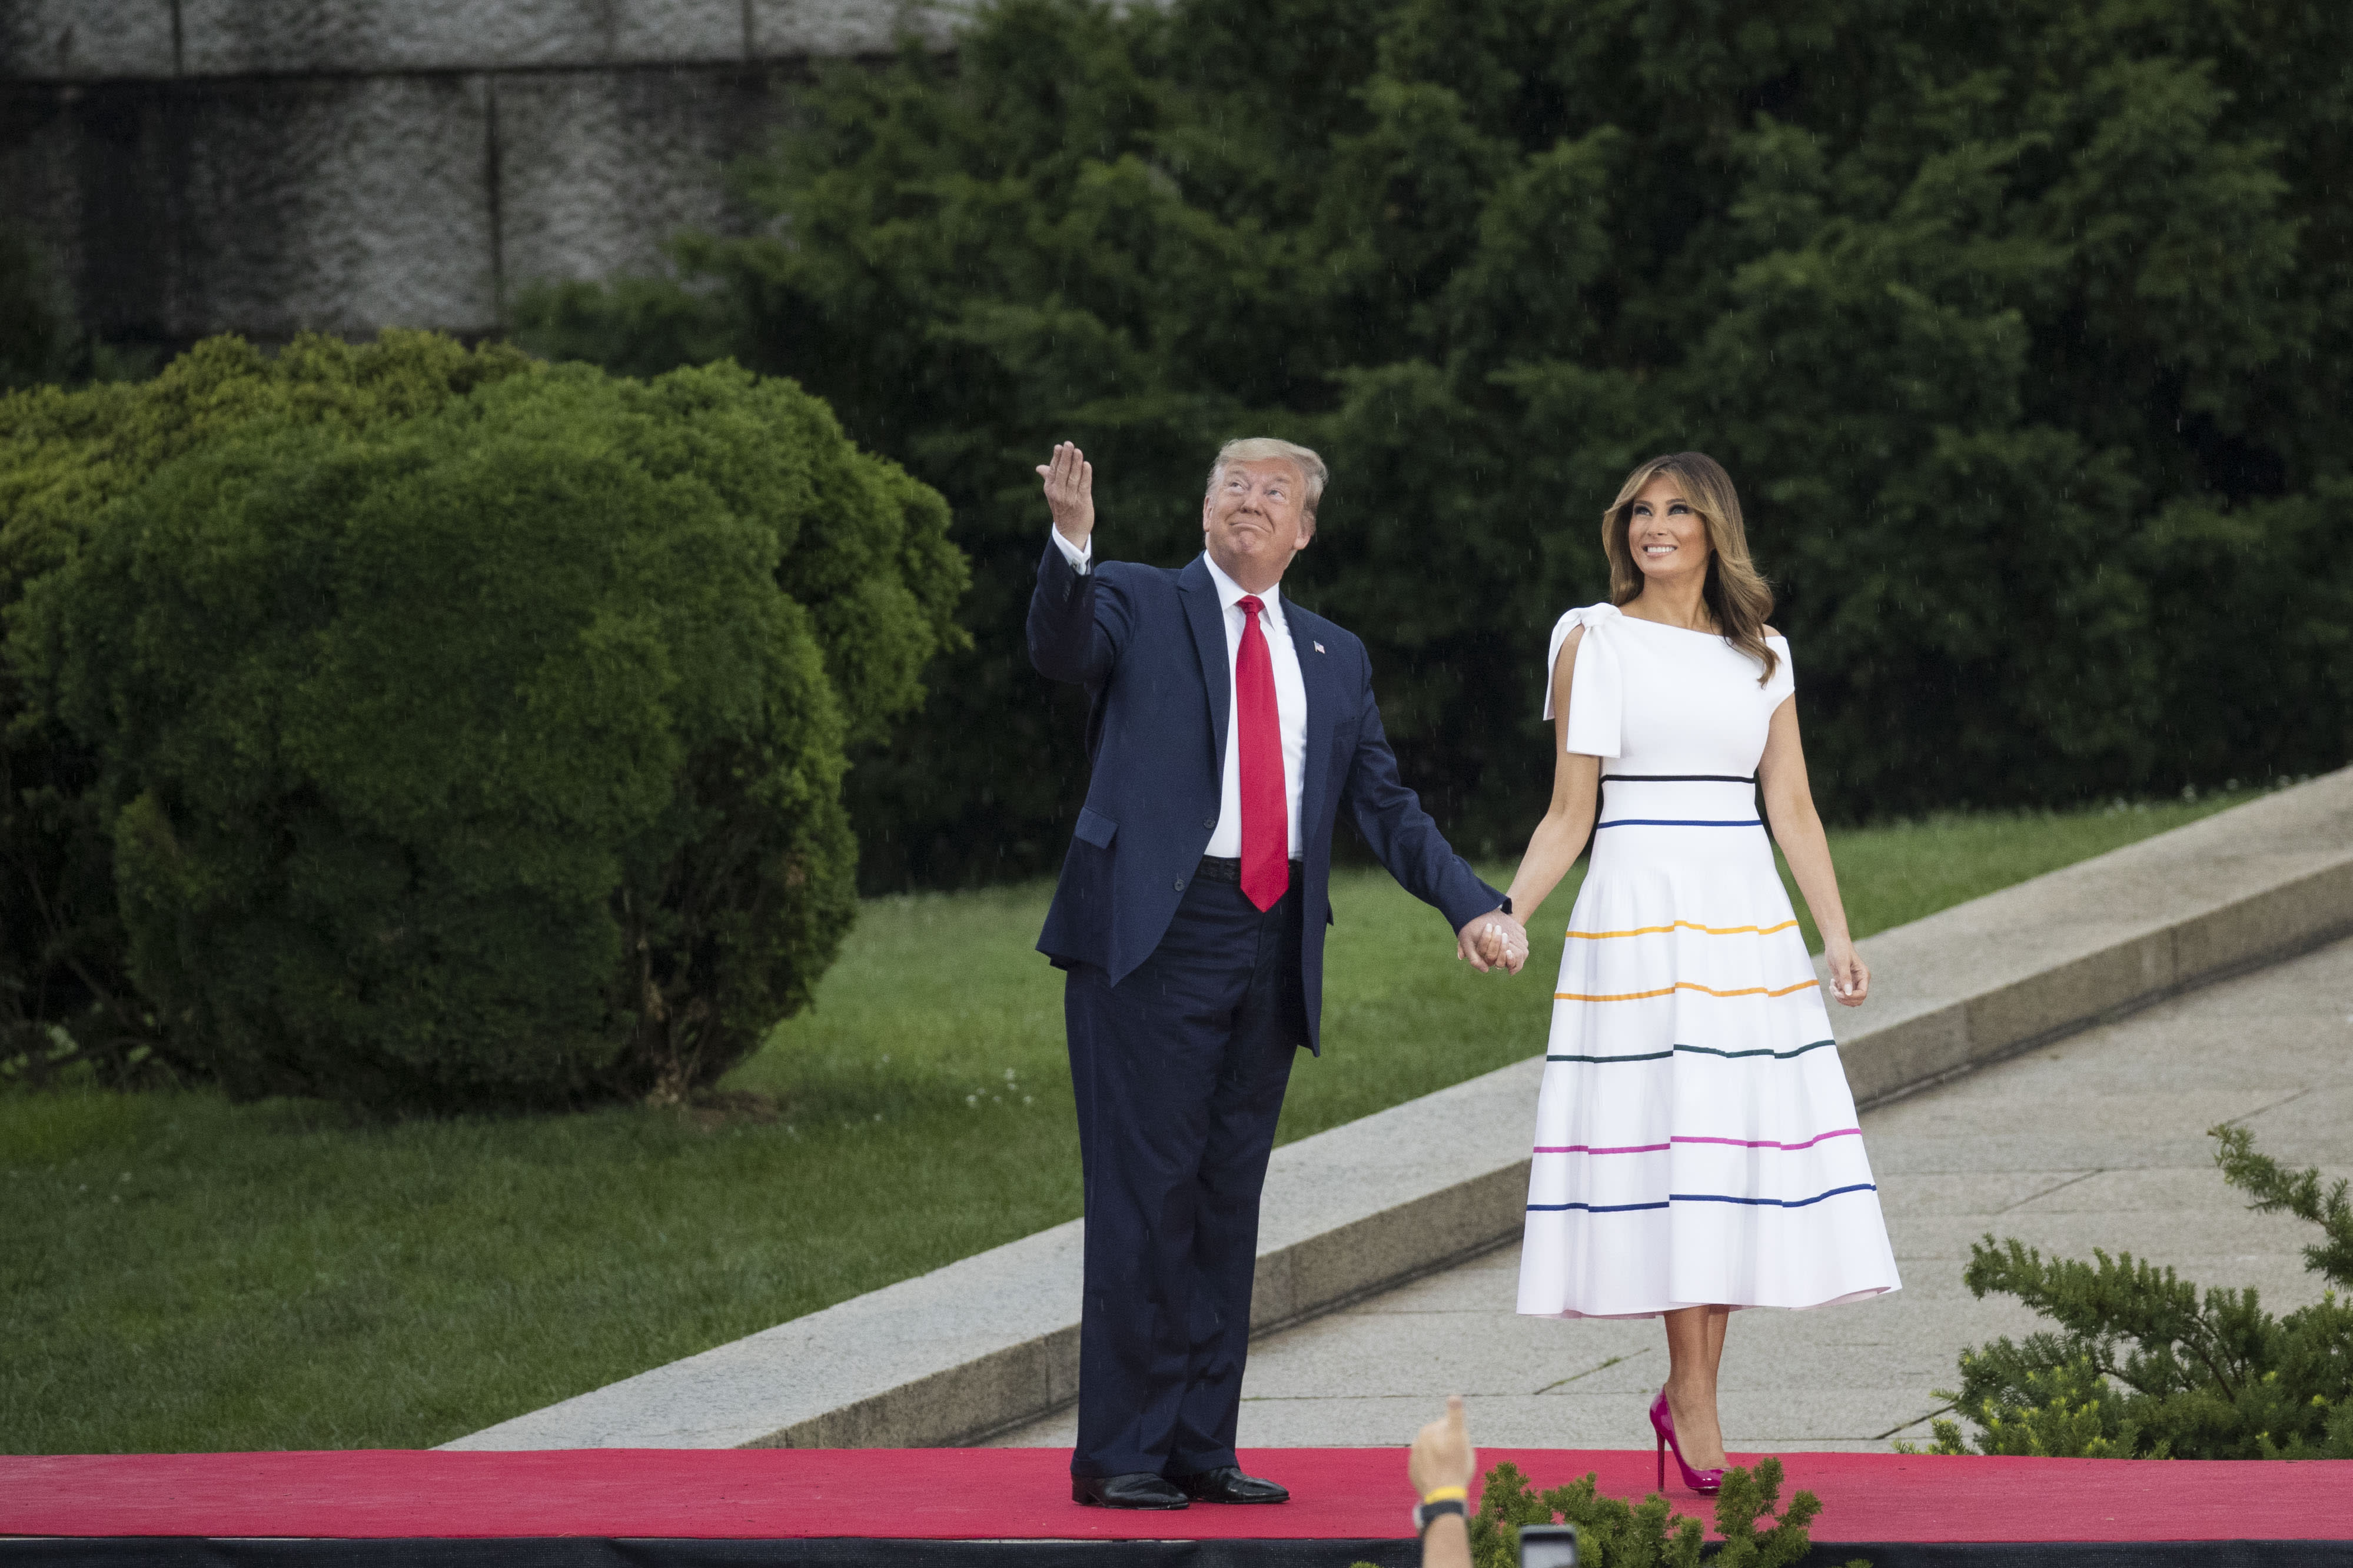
[4,338,965,1108]
[1,332,539,1085]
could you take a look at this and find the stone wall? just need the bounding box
[0,1,957,345]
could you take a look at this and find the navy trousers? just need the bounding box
[1063,868,1306,1480]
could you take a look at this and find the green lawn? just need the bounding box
[1,795,2245,1453]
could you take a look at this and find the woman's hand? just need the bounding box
[1759,701,1869,1010]
[1475,920,1527,972]
[1457,910,1528,974]
[1824,938,1870,1007]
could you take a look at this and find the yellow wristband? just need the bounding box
[1420,1486,1468,1506]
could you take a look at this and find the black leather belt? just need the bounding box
[1194,855,1304,884]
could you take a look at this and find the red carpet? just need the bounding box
[2,1446,2348,1545]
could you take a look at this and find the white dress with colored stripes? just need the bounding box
[1516,603,1900,1320]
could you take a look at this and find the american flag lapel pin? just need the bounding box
[1314,641,1326,654]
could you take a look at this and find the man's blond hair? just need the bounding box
[1205,438,1328,514]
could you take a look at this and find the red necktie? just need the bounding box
[1234,595,1290,911]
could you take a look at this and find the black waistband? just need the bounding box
[1194,854,1305,884]
[1601,773,1756,784]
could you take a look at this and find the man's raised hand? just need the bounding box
[1038,441,1096,548]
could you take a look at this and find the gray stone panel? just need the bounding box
[0,81,195,341]
[171,74,498,337]
[0,0,177,82]
[494,65,790,292]
[176,0,751,76]
[749,0,959,56]
[2,2,964,347]
[0,88,88,317]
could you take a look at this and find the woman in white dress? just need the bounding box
[1493,451,1899,1494]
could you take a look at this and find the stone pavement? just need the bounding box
[450,775,2353,1452]
[993,931,2353,1454]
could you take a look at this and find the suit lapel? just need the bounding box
[1291,602,1342,843]
[1178,557,1230,776]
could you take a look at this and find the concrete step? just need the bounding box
[444,768,2353,1450]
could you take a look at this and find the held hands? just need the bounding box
[1037,441,1095,547]
[1456,908,1528,974]
[1824,937,1871,1007]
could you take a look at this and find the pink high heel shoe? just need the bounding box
[1648,1387,1724,1495]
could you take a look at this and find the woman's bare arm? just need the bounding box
[1501,627,1603,927]
[1756,691,1870,1006]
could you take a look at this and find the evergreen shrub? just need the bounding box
[520,0,2353,888]
[9,348,964,1109]
[1348,1456,1861,1568]
[1909,1125,2353,1459]
[1,332,536,1085]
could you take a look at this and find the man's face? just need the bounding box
[1202,458,1315,586]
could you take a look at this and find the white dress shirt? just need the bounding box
[1052,527,1308,857]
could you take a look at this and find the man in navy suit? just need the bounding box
[1029,437,1531,1509]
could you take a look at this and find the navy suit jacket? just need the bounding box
[1029,541,1501,1054]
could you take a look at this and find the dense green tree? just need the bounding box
[8,347,963,1108]
[521,0,2353,887]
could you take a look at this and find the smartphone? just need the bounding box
[1518,1523,1578,1568]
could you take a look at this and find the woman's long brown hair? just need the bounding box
[1600,451,1779,685]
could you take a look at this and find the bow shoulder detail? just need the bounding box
[1542,602,1624,760]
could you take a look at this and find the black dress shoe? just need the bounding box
[1174,1466,1291,1504]
[1072,1473,1190,1509]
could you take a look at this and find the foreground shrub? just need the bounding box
[1,332,536,1086]
[15,357,963,1108]
[1909,1125,2353,1459]
[1368,1456,1859,1568]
